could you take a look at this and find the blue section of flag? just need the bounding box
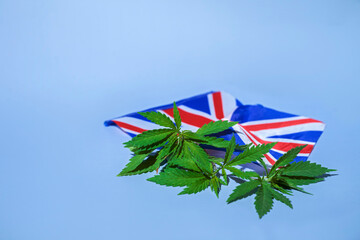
[104,120,115,127]
[269,150,283,160]
[269,150,309,163]
[230,104,297,123]
[126,132,137,138]
[182,93,211,115]
[267,131,323,142]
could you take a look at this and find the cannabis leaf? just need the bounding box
[277,176,325,186]
[147,168,206,187]
[210,176,221,198]
[168,146,201,172]
[227,180,260,204]
[268,145,307,177]
[279,161,335,177]
[139,111,176,129]
[203,136,247,150]
[156,133,178,161]
[254,181,273,219]
[224,135,236,164]
[185,141,213,175]
[227,143,276,166]
[124,128,173,148]
[196,120,237,136]
[225,166,260,180]
[173,102,182,130]
[179,178,210,195]
[117,154,147,176]
[118,153,162,176]
[269,188,293,209]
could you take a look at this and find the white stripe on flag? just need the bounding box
[240,116,308,126]
[113,117,161,130]
[249,122,325,137]
[220,91,238,119]
[178,105,217,121]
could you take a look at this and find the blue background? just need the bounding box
[1,0,359,239]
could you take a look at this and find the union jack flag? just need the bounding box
[104,91,325,171]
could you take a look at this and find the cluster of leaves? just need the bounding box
[118,103,336,218]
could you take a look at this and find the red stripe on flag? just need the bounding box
[163,108,214,128]
[245,129,314,154]
[273,142,314,154]
[265,154,276,165]
[241,118,322,132]
[113,121,147,133]
[212,92,225,119]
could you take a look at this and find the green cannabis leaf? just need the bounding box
[173,102,182,130]
[227,179,260,204]
[254,181,274,219]
[118,102,336,219]
[138,111,176,129]
[147,168,206,187]
[196,120,238,136]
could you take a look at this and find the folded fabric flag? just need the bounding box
[104,91,325,170]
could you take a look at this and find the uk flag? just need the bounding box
[104,91,325,169]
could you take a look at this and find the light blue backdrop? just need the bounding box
[1,0,359,239]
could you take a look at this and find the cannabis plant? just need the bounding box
[118,103,335,218]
